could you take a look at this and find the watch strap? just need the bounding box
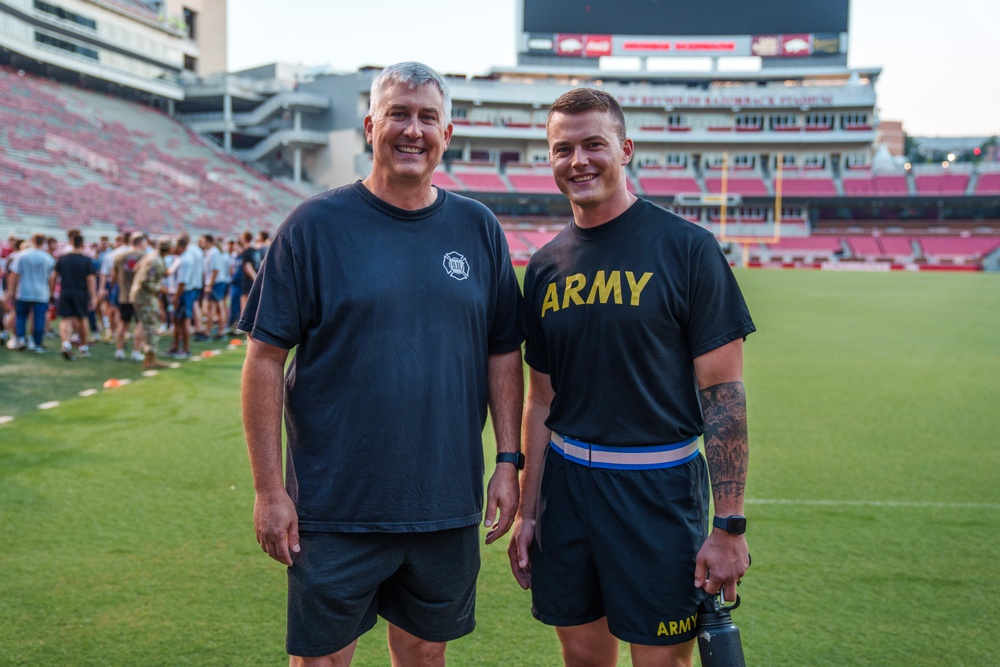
[496,452,525,470]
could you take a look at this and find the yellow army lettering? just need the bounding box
[540,270,653,318]
[656,613,697,637]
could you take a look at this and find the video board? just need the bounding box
[521,0,850,59]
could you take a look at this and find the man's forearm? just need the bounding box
[487,349,524,455]
[242,342,289,495]
[518,370,555,520]
[699,381,748,514]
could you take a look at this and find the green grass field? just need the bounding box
[1,269,999,666]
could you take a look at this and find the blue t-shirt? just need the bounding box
[240,182,524,532]
[11,248,56,302]
[523,198,755,447]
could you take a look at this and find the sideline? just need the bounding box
[747,498,1000,510]
[0,342,243,426]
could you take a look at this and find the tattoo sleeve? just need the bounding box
[699,381,748,503]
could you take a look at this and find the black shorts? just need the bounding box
[287,526,479,657]
[530,446,710,646]
[118,303,135,322]
[57,290,89,318]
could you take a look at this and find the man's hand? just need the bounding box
[483,464,519,544]
[694,530,749,603]
[253,489,300,566]
[507,516,535,590]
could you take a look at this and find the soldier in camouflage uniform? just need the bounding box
[129,238,171,370]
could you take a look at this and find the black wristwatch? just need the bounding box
[496,452,525,470]
[713,515,747,535]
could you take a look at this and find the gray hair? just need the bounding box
[368,61,452,124]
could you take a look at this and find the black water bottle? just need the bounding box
[696,593,746,667]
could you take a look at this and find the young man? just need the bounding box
[202,234,230,338]
[169,235,198,359]
[240,61,524,666]
[129,237,171,370]
[237,231,259,320]
[509,89,755,667]
[6,233,56,352]
[53,232,96,360]
[111,232,148,361]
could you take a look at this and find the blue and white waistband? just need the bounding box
[550,432,701,470]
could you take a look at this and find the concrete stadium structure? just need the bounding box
[1,0,998,269]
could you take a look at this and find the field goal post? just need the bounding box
[713,151,783,267]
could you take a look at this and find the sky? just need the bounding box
[227,0,999,138]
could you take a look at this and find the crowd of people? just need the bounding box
[0,227,271,368]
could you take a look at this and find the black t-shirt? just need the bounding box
[240,246,261,292]
[55,252,95,293]
[239,182,524,532]
[523,198,755,447]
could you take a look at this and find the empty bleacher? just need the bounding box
[776,168,839,197]
[506,165,561,194]
[431,169,463,191]
[914,169,971,196]
[917,236,1000,264]
[0,66,302,239]
[450,163,510,193]
[841,170,911,197]
[636,166,703,196]
[974,171,1000,195]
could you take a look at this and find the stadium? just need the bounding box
[2,0,999,269]
[1,0,999,665]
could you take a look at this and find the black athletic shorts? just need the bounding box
[287,526,479,657]
[118,303,135,322]
[57,290,89,318]
[530,445,710,646]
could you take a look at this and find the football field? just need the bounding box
[1,269,998,666]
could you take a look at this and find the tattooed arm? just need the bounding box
[692,337,751,602]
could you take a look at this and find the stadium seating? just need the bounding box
[775,170,839,197]
[636,166,703,196]
[918,237,1000,263]
[974,172,1000,195]
[451,166,510,193]
[507,173,560,194]
[431,170,463,191]
[914,172,971,196]
[0,66,301,238]
[842,171,910,197]
[703,176,770,197]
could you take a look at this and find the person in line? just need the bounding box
[238,231,260,320]
[6,233,56,353]
[130,237,172,370]
[240,61,525,666]
[203,234,231,339]
[111,232,148,362]
[508,89,755,667]
[53,232,96,360]
[168,235,198,360]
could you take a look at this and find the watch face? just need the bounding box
[729,516,747,534]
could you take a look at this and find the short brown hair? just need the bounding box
[547,88,627,143]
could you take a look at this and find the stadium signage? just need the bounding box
[752,33,845,58]
[616,93,836,109]
[533,33,844,59]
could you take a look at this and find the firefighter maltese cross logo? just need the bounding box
[443,251,470,281]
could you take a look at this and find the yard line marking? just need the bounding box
[37,401,60,410]
[0,416,13,425]
[79,389,99,397]
[747,498,1000,510]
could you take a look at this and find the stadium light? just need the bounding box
[947,153,956,162]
